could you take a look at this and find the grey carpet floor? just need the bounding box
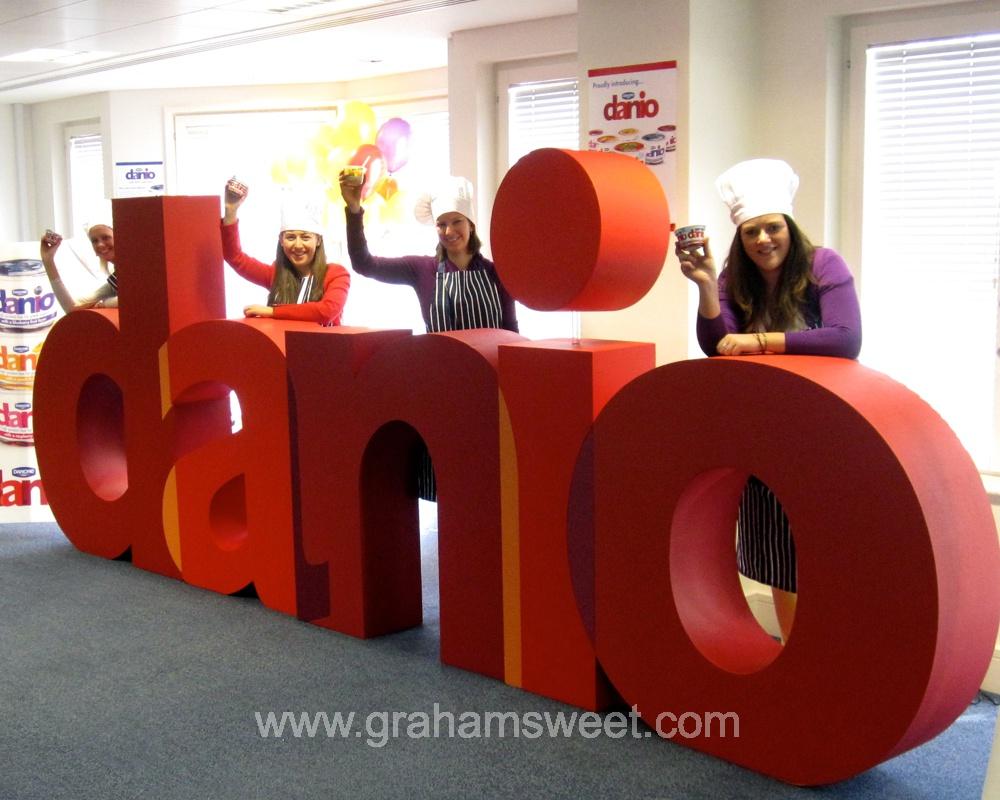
[0,518,994,800]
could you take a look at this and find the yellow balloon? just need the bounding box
[286,156,308,179]
[271,161,289,184]
[341,100,377,144]
[309,136,330,164]
[378,188,408,225]
[315,124,338,148]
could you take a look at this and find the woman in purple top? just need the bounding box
[338,172,518,334]
[676,158,862,643]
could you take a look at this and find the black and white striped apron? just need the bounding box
[736,475,796,592]
[414,262,504,501]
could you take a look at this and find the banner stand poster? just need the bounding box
[0,241,64,523]
[586,60,678,201]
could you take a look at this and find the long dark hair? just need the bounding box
[435,222,482,263]
[725,215,816,332]
[268,236,328,306]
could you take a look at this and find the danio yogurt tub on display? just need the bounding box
[0,260,59,332]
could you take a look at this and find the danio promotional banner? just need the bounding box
[115,161,166,198]
[587,60,678,199]
[0,240,73,522]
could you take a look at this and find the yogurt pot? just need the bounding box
[341,165,366,186]
[0,260,59,332]
[613,140,645,162]
[675,224,707,248]
[0,330,44,390]
[587,129,604,151]
[596,134,619,152]
[641,132,666,165]
[0,388,33,445]
[658,124,678,152]
[617,127,640,141]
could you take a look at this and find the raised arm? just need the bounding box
[40,232,115,312]
[39,232,79,313]
[677,236,732,356]
[340,172,426,286]
[219,218,275,290]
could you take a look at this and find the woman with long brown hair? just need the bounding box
[676,158,862,642]
[221,179,349,325]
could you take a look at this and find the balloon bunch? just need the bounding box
[270,101,413,226]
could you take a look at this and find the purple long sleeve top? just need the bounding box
[345,207,519,333]
[696,247,862,358]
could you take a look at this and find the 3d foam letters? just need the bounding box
[32,149,1000,786]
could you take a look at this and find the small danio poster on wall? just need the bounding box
[114,161,165,198]
[587,60,677,198]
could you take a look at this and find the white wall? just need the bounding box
[0,104,19,241]
[26,92,109,239]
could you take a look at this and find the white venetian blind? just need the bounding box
[67,132,108,234]
[507,77,580,164]
[862,32,1000,471]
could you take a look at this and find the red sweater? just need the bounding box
[220,220,350,325]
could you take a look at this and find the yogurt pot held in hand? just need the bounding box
[675,224,707,249]
[225,177,248,202]
[341,165,366,186]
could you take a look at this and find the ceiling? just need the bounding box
[0,0,576,104]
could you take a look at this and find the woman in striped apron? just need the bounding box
[339,173,519,499]
[676,159,862,643]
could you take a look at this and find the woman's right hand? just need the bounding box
[677,237,717,286]
[338,171,363,213]
[40,230,62,259]
[223,179,248,224]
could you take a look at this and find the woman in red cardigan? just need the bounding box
[220,179,350,325]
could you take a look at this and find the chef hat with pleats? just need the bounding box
[413,176,476,226]
[716,158,799,226]
[279,191,324,235]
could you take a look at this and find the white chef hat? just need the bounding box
[279,192,324,236]
[413,176,476,226]
[716,158,799,226]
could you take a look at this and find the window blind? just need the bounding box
[68,132,106,233]
[507,78,579,165]
[864,32,1000,470]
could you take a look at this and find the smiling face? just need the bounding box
[280,230,318,274]
[435,212,472,257]
[88,225,115,264]
[738,213,790,282]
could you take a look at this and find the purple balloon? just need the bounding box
[375,117,412,173]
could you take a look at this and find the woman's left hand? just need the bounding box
[717,333,763,356]
[243,305,274,318]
